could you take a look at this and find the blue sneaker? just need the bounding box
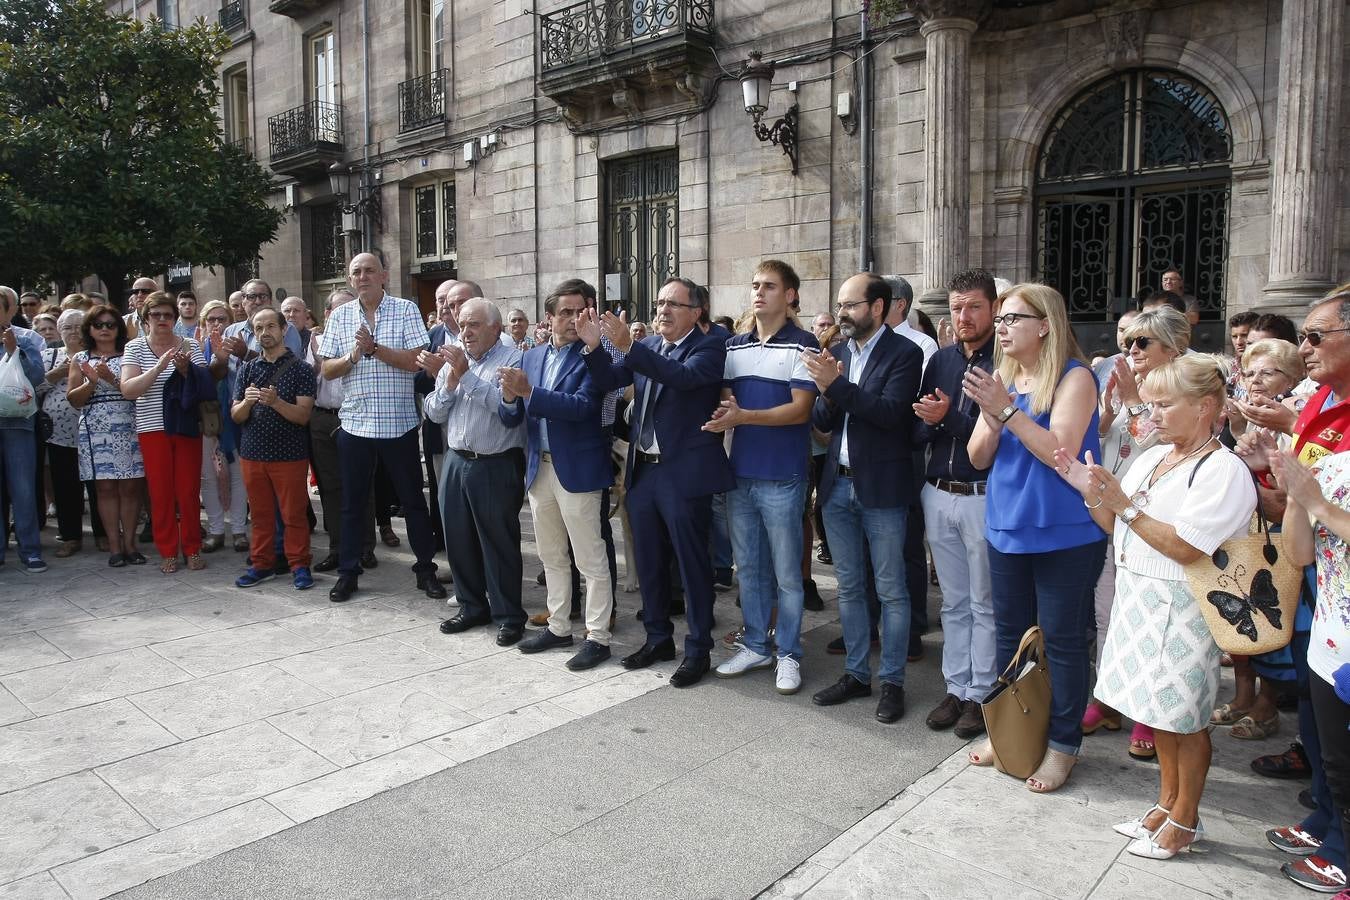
[292,567,314,591]
[235,567,273,588]
[23,557,47,574]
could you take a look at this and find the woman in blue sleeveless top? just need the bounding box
[962,283,1108,793]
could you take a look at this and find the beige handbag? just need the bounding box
[980,626,1051,780]
[1185,508,1302,655]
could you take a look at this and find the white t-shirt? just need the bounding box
[1113,443,1257,581]
[123,337,207,433]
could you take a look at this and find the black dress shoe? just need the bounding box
[361,550,378,569]
[621,639,677,670]
[518,629,574,654]
[496,624,524,646]
[329,575,358,603]
[417,573,448,600]
[876,683,906,724]
[566,640,611,670]
[803,579,824,611]
[953,700,986,739]
[670,654,710,688]
[812,674,872,706]
[313,554,339,573]
[440,611,491,634]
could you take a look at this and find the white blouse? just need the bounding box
[1113,443,1258,581]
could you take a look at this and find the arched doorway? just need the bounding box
[1034,69,1232,352]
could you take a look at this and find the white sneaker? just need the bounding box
[775,656,802,695]
[715,647,773,678]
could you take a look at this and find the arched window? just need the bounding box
[1035,69,1232,325]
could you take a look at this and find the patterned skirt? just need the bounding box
[1094,569,1221,734]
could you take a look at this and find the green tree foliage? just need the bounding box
[0,0,284,305]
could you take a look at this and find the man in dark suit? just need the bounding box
[498,283,614,671]
[803,273,923,724]
[578,277,733,687]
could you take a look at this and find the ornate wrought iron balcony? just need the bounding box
[540,0,713,70]
[398,69,449,133]
[538,0,716,128]
[267,101,343,175]
[218,0,246,32]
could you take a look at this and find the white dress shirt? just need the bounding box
[838,325,886,468]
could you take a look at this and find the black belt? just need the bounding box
[314,406,340,415]
[453,447,518,460]
[636,451,661,465]
[927,477,986,496]
[837,464,856,478]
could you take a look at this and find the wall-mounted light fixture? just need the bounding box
[740,50,799,175]
[328,162,383,233]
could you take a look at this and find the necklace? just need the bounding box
[1146,434,1216,488]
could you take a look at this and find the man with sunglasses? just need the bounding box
[17,292,40,326]
[124,277,157,338]
[0,286,49,573]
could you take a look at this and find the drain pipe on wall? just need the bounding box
[858,8,873,273]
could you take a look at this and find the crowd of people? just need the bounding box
[4,255,1350,893]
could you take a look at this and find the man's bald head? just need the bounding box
[347,252,388,301]
[434,280,459,329]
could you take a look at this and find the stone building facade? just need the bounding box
[103,0,1347,354]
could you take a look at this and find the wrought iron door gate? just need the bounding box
[604,151,678,323]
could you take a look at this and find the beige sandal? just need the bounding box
[186,553,206,572]
[1026,748,1077,793]
[968,738,996,767]
[159,557,180,574]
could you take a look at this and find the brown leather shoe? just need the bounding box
[925,693,962,731]
[954,700,987,739]
[54,540,81,558]
[528,612,550,627]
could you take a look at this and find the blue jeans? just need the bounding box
[988,539,1106,756]
[821,477,909,687]
[0,426,40,562]
[729,476,807,660]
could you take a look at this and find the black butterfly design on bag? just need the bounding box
[1205,561,1283,643]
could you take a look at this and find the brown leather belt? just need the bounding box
[927,477,986,496]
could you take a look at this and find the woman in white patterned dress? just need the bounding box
[67,304,146,567]
[1054,354,1256,860]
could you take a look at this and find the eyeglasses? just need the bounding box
[90,320,118,330]
[130,288,152,295]
[242,292,270,302]
[147,311,175,321]
[1298,327,1350,347]
[992,312,1045,327]
[655,299,700,310]
[1127,336,1154,351]
[205,316,229,325]
[836,299,870,314]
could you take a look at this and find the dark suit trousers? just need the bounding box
[628,461,715,658]
[336,427,437,577]
[309,408,375,557]
[440,449,526,626]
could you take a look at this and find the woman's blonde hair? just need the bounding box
[60,293,90,312]
[1142,353,1230,419]
[995,283,1086,415]
[1122,307,1191,357]
[1242,338,1305,383]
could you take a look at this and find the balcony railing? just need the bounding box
[226,135,252,156]
[218,0,246,31]
[539,0,713,70]
[268,100,343,161]
[398,69,449,133]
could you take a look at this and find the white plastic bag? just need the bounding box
[0,349,37,418]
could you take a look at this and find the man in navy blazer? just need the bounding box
[802,273,923,724]
[578,276,733,687]
[498,283,615,671]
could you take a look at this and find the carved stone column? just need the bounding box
[910,1,989,314]
[1264,0,1345,311]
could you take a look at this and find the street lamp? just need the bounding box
[327,161,383,234]
[739,50,799,175]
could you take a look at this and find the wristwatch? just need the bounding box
[1126,402,1149,418]
[1119,505,1143,526]
[997,404,1018,423]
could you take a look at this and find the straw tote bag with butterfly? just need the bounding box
[1184,484,1302,655]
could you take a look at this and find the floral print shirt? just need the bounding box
[1309,451,1350,687]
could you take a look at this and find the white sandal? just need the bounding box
[1126,817,1204,859]
[1113,804,1170,839]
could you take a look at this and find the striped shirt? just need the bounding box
[316,293,430,439]
[723,322,819,480]
[122,337,208,434]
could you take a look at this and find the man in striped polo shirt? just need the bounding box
[704,259,819,694]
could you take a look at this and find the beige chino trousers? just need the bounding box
[527,457,614,645]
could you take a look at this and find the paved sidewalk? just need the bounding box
[0,512,1323,899]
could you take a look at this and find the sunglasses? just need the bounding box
[147,311,175,321]
[90,320,118,330]
[1127,336,1155,351]
[1298,327,1350,347]
[130,288,152,295]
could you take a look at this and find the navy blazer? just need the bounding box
[513,340,612,493]
[415,323,451,455]
[812,327,923,509]
[584,328,734,495]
